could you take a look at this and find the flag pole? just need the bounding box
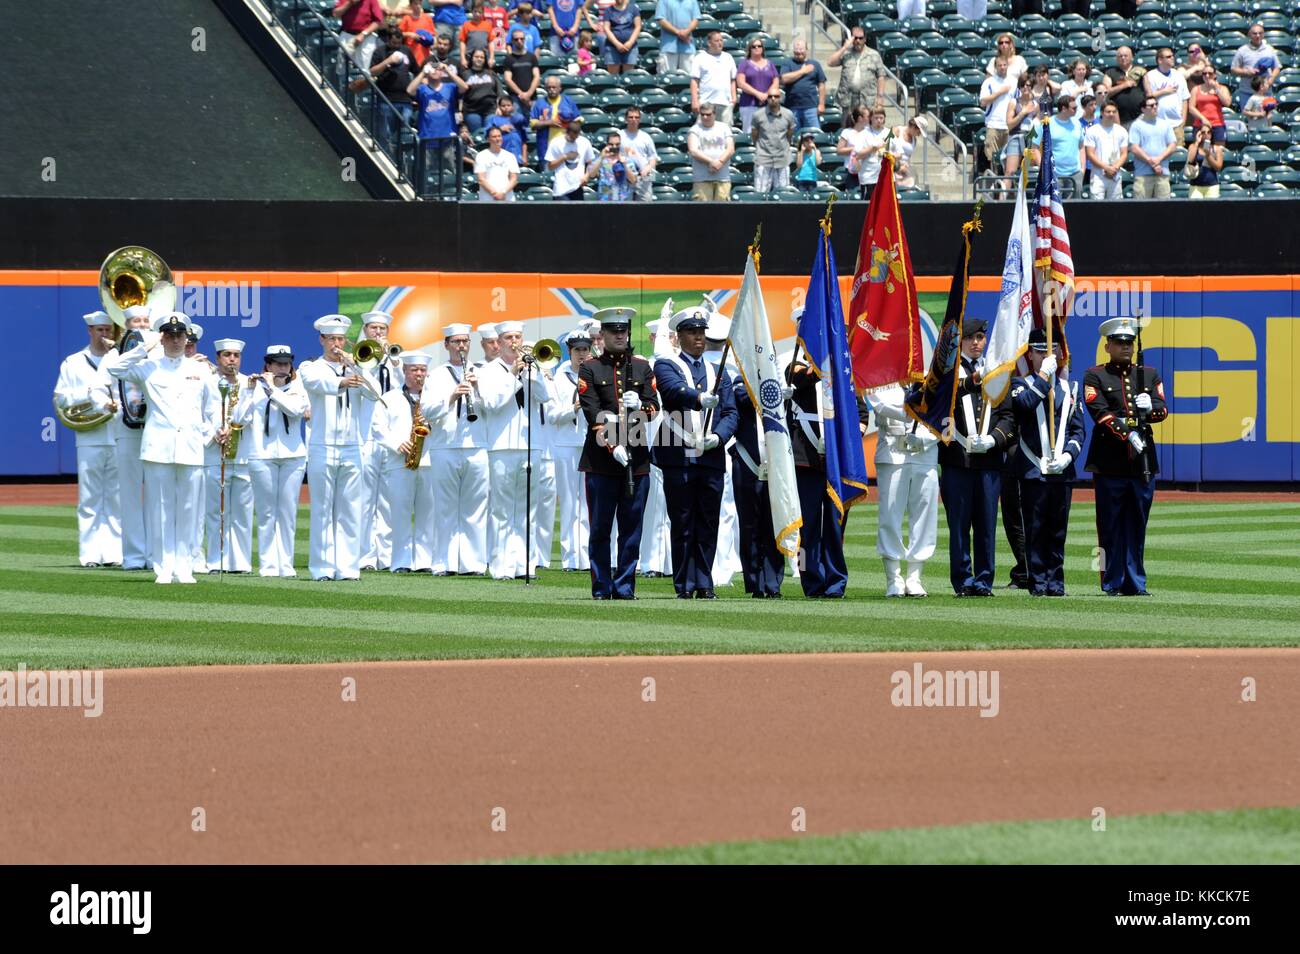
[701,224,761,435]
[1034,123,1057,454]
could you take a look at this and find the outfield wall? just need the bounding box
[8,269,1298,482]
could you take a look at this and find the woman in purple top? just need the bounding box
[736,38,780,134]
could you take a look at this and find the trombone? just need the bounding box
[353,338,403,369]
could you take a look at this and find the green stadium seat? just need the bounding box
[1133,13,1172,32]
[1261,165,1300,185]
[770,186,809,202]
[693,17,724,37]
[658,70,692,93]
[861,13,897,36]
[653,107,693,130]
[1263,31,1295,53]
[914,68,951,109]
[599,90,637,110]
[637,87,674,109]
[1218,181,1247,194]
[1283,143,1300,165]
[894,50,937,82]
[978,15,1014,34]
[936,87,978,124]
[1250,128,1291,149]
[1025,32,1062,56]
[1277,89,1300,113]
[1211,49,1236,71]
[939,14,971,33]
[898,187,931,200]
[821,106,844,132]
[1214,30,1247,51]
[712,0,744,15]
[916,32,954,55]
[1135,49,1159,68]
[1096,12,1133,29]
[937,50,977,72]
[619,69,657,90]
[581,70,622,92]
[955,67,987,94]
[1172,13,1210,33]
[1239,143,1280,170]
[520,186,553,201]
[1016,14,1051,32]
[1057,13,1090,31]
[1254,181,1295,197]
[653,187,686,202]
[875,33,915,68]
[732,130,753,148]
[1219,165,1258,186]
[1168,0,1207,14]
[1021,49,1051,70]
[1206,0,1246,14]
[901,17,938,35]
[732,148,755,172]
[954,33,989,56]
[726,14,762,34]
[952,106,987,143]
[1171,180,1191,197]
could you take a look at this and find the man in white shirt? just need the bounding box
[109,305,154,570]
[53,310,123,568]
[105,312,221,585]
[979,56,1015,171]
[298,314,382,582]
[423,324,490,575]
[549,330,594,571]
[246,345,309,577]
[374,352,436,573]
[201,338,255,573]
[545,117,596,200]
[356,310,403,571]
[477,322,500,363]
[1085,102,1129,200]
[687,104,735,201]
[690,30,737,127]
[1145,47,1190,128]
[475,125,520,201]
[476,319,554,579]
[621,105,659,201]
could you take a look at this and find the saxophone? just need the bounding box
[405,402,430,470]
[222,378,244,461]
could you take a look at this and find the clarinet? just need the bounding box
[461,359,478,421]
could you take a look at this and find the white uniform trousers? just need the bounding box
[384,464,436,572]
[430,447,489,574]
[359,441,390,569]
[530,457,557,569]
[487,449,530,579]
[250,457,306,577]
[638,464,673,575]
[143,460,203,583]
[75,444,122,566]
[307,446,363,580]
[114,431,148,568]
[875,460,940,563]
[553,445,589,570]
[203,463,253,572]
[710,454,741,586]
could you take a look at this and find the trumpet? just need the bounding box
[352,338,386,369]
[405,404,430,470]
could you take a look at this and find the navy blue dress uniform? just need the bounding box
[937,320,1018,597]
[786,356,850,598]
[1083,316,1168,596]
[652,307,739,599]
[1009,330,1086,596]
[577,308,660,600]
[730,372,786,598]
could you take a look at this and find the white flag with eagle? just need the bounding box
[727,253,802,557]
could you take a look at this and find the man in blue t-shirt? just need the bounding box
[486,94,530,165]
[431,0,467,50]
[547,0,582,57]
[1046,95,1085,198]
[508,2,544,54]
[779,39,827,130]
[410,61,465,194]
[1127,96,1177,200]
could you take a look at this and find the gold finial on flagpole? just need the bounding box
[819,193,837,236]
[748,222,763,273]
[962,198,985,237]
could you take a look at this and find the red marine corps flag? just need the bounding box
[847,153,924,392]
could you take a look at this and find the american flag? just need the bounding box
[1032,119,1074,323]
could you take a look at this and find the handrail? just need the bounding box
[806,0,909,120]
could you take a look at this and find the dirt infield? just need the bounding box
[3,482,1296,507]
[2,649,1295,863]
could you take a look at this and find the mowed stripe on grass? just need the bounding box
[1,501,1298,669]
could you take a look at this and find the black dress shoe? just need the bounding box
[613,593,638,600]
[592,594,611,600]
[695,590,717,600]
[84,562,101,568]
[676,592,693,599]
[314,576,332,582]
[393,568,412,574]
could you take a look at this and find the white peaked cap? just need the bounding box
[314,314,351,335]
[188,322,204,341]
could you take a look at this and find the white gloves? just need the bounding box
[1044,452,1072,475]
[1128,431,1146,453]
[902,434,925,453]
[1135,393,1152,412]
[621,391,641,411]
[781,385,795,401]
[701,434,721,451]
[1039,354,1058,378]
[698,392,720,410]
[968,434,996,454]
[612,445,630,467]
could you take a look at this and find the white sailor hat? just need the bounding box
[593,307,635,329]
[645,317,666,336]
[361,310,392,328]
[187,322,203,341]
[83,310,111,327]
[443,323,472,338]
[213,338,245,353]
[313,314,351,335]
[496,320,524,335]
[122,305,150,321]
[668,307,710,333]
[1099,316,1139,341]
[153,311,193,335]
[566,330,593,348]
[399,351,432,367]
[705,309,731,341]
[264,344,294,362]
[577,317,602,334]
[477,322,499,340]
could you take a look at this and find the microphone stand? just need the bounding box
[524,353,534,586]
[218,379,228,583]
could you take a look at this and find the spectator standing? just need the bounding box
[986,34,1028,84]
[897,0,924,20]
[530,73,579,163]
[888,114,927,188]
[1103,46,1146,126]
[1188,65,1229,143]
[1084,101,1128,200]
[475,125,521,200]
[546,117,597,199]
[1185,124,1224,199]
[686,104,735,201]
[501,29,541,112]
[1077,93,1097,192]
[1128,97,1177,199]
[603,0,641,74]
[1059,59,1091,111]
[979,57,1015,172]
[1178,43,1209,82]
[336,0,387,83]
[794,131,820,193]
[956,0,987,18]
[1010,0,1042,17]
[749,90,797,194]
[838,105,887,200]
[461,47,503,131]
[654,0,700,73]
[1002,73,1040,188]
[368,26,418,153]
[691,31,738,127]
[431,0,468,48]
[549,0,584,58]
[828,27,884,115]
[487,94,529,164]
[1028,64,1059,116]
[400,1,439,67]
[426,32,460,72]
[736,38,780,134]
[621,106,659,200]
[1242,74,1277,131]
[408,60,470,193]
[1047,95,1085,198]
[1230,24,1284,111]
[590,130,640,201]
[509,2,544,53]
[458,3,496,68]
[780,40,827,130]
[1145,48,1190,130]
[576,29,596,72]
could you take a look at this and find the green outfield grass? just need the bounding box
[1,499,1298,670]
[505,806,1300,864]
